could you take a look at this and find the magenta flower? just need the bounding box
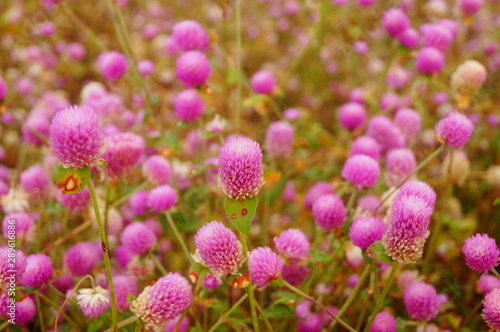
[120,222,157,255]
[64,241,102,276]
[102,132,145,179]
[176,51,211,88]
[174,89,205,122]
[251,70,276,94]
[281,264,310,287]
[0,76,7,101]
[462,234,500,273]
[422,24,453,52]
[265,121,295,158]
[172,20,209,52]
[382,9,410,36]
[366,116,406,155]
[217,136,264,199]
[20,164,50,199]
[22,115,50,146]
[396,28,420,49]
[338,102,367,131]
[312,194,347,231]
[349,216,386,249]
[416,47,445,74]
[304,182,335,209]
[128,190,149,216]
[435,112,474,148]
[395,180,437,208]
[370,311,396,332]
[113,274,138,311]
[483,288,500,329]
[77,286,110,318]
[97,51,128,81]
[14,296,36,326]
[459,0,483,16]
[403,281,440,320]
[20,254,53,288]
[394,108,421,142]
[203,273,222,290]
[130,272,193,330]
[194,221,244,277]
[341,155,380,189]
[249,247,284,289]
[137,60,155,77]
[59,187,90,212]
[142,155,172,185]
[273,228,310,262]
[385,148,416,187]
[147,185,178,212]
[0,247,26,289]
[477,274,500,295]
[49,105,105,168]
[350,136,381,160]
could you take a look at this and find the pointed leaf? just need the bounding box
[54,165,90,194]
[224,196,259,235]
[365,241,393,263]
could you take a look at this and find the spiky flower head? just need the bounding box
[77,286,110,318]
[193,221,245,277]
[382,8,410,36]
[404,282,440,321]
[385,148,416,187]
[338,102,367,131]
[203,273,222,290]
[265,121,295,158]
[395,180,437,208]
[172,20,209,52]
[113,274,138,311]
[176,51,211,88]
[476,274,500,295]
[130,272,193,330]
[249,247,284,289]
[382,196,434,263]
[59,187,90,212]
[370,311,397,332]
[217,136,264,199]
[435,112,474,148]
[174,89,205,122]
[366,116,406,155]
[49,105,105,168]
[394,108,421,142]
[462,234,500,273]
[97,51,128,81]
[20,164,50,199]
[102,132,145,179]
[14,296,36,326]
[483,288,500,329]
[304,182,335,209]
[0,247,26,289]
[273,228,310,262]
[20,253,53,288]
[64,241,102,276]
[312,194,347,231]
[120,222,157,255]
[341,155,380,189]
[147,185,178,212]
[349,216,386,249]
[142,155,172,185]
[349,136,381,160]
[416,47,445,74]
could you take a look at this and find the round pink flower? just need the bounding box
[172,20,209,52]
[21,253,53,287]
[97,51,128,81]
[273,228,310,262]
[176,51,211,88]
[404,281,440,321]
[338,102,366,131]
[382,9,410,36]
[341,155,380,189]
[265,121,295,158]
[312,194,347,231]
[142,155,172,185]
[435,112,474,148]
[483,288,500,329]
[251,70,276,94]
[102,132,145,179]
[416,47,445,74]
[249,247,284,289]
[174,89,205,122]
[121,222,157,255]
[147,185,178,212]
[463,234,500,273]
[349,216,386,249]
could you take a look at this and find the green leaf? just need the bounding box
[365,241,393,263]
[97,158,108,168]
[264,303,294,319]
[224,196,259,235]
[494,198,500,206]
[53,165,90,194]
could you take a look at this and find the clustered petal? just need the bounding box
[483,288,500,329]
[462,234,500,273]
[435,112,474,148]
[249,247,284,289]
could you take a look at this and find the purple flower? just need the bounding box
[128,190,149,216]
[130,272,193,330]
[404,281,440,320]
[20,164,50,198]
[349,216,386,249]
[416,47,445,74]
[282,181,296,203]
[49,105,105,168]
[22,115,50,146]
[387,65,412,89]
[113,274,138,311]
[142,155,172,185]
[477,274,500,295]
[463,234,500,273]
[102,132,145,179]
[59,187,90,212]
[341,155,380,189]
[15,296,36,326]
[64,241,102,276]
[265,121,295,158]
[121,222,157,255]
[312,194,347,231]
[297,313,322,332]
[338,102,367,131]
[2,213,34,240]
[385,148,416,187]
[382,9,410,36]
[357,195,383,213]
[249,247,284,289]
[350,136,381,160]
[137,60,155,77]
[394,108,421,141]
[217,136,265,199]
[370,311,397,332]
[483,288,500,329]
[77,286,110,318]
[172,20,209,52]
[176,51,211,88]
[396,28,420,49]
[97,51,128,81]
[273,228,310,262]
[459,0,483,16]
[194,221,244,277]
[435,112,474,148]
[281,264,310,287]
[202,273,222,290]
[147,185,178,212]
[366,116,406,155]
[0,247,26,289]
[251,70,276,94]
[395,180,437,208]
[174,89,205,122]
[21,254,53,288]
[304,182,335,209]
[422,24,453,52]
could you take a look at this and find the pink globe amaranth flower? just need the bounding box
[349,216,386,249]
[487,114,500,128]
[249,247,284,289]
[67,42,86,60]
[370,311,397,332]
[353,41,369,55]
[20,164,50,198]
[251,70,276,94]
[174,89,205,122]
[350,136,381,160]
[172,20,209,52]
[463,234,500,273]
[2,213,34,240]
[142,155,172,185]
[217,136,264,199]
[435,112,474,148]
[379,92,399,113]
[194,221,244,277]
[387,65,412,89]
[382,9,410,36]
[358,0,375,5]
[22,115,50,146]
[121,222,157,255]
[398,270,421,290]
[273,228,310,262]
[295,300,312,318]
[59,187,90,212]
[49,105,105,168]
[131,272,193,330]
[165,315,190,332]
[450,60,487,95]
[477,274,500,295]
[385,148,416,187]
[128,190,149,216]
[394,108,421,142]
[102,132,145,179]
[0,247,26,288]
[483,288,500,329]
[283,108,301,121]
[281,264,310,287]
[0,76,8,101]
[366,116,406,155]
[436,18,457,38]
[147,185,178,212]
[358,195,383,213]
[422,24,453,53]
[265,121,295,158]
[349,87,366,104]
[338,102,366,131]
[312,194,347,231]
[137,60,155,77]
[176,51,211,88]
[459,0,483,16]
[64,241,102,276]
[341,155,380,189]
[113,274,138,311]
[15,296,36,326]
[404,281,440,320]
[396,28,420,49]
[21,253,53,288]
[297,313,322,332]
[383,196,433,263]
[395,180,437,208]
[203,273,222,290]
[97,51,128,81]
[416,47,445,74]
[282,180,296,203]
[77,286,110,318]
[304,182,335,209]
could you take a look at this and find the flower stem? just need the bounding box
[87,182,118,331]
[149,252,168,275]
[363,261,399,332]
[110,180,148,208]
[165,211,194,264]
[235,0,242,134]
[103,316,138,332]
[239,233,260,332]
[207,291,250,332]
[492,269,500,278]
[42,219,92,254]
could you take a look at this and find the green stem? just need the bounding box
[207,291,249,332]
[492,269,500,279]
[0,321,9,330]
[34,290,81,326]
[150,252,168,275]
[282,279,357,332]
[255,300,274,331]
[235,0,242,133]
[61,3,107,51]
[110,181,148,208]
[165,211,194,264]
[103,316,138,332]
[363,261,399,332]
[88,182,118,331]
[329,263,371,329]
[134,318,142,332]
[239,233,260,332]
[422,320,428,332]
[35,292,45,332]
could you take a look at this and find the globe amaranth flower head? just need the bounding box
[349,136,381,160]
[174,89,206,122]
[77,286,110,318]
[14,296,36,326]
[176,51,211,88]
[147,184,178,212]
[218,136,265,199]
[462,233,500,273]
[0,246,26,289]
[416,47,445,74]
[102,132,145,179]
[97,51,128,81]
[2,212,35,240]
[304,182,335,209]
[366,116,406,155]
[172,20,209,52]
[435,112,474,148]
[20,164,50,199]
[142,155,172,185]
[251,70,276,94]
[273,228,310,262]
[394,108,422,142]
[477,274,500,295]
[49,105,106,168]
[120,222,157,255]
[249,247,284,289]
[382,8,410,36]
[312,194,347,231]
[349,216,386,250]
[130,272,193,330]
[370,311,397,332]
[341,155,380,189]
[113,274,139,311]
[265,121,295,158]
[404,281,440,321]
[394,180,437,208]
[193,221,245,277]
[338,102,367,131]
[382,195,434,263]
[385,148,417,187]
[21,253,53,288]
[64,241,102,276]
[483,288,500,329]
